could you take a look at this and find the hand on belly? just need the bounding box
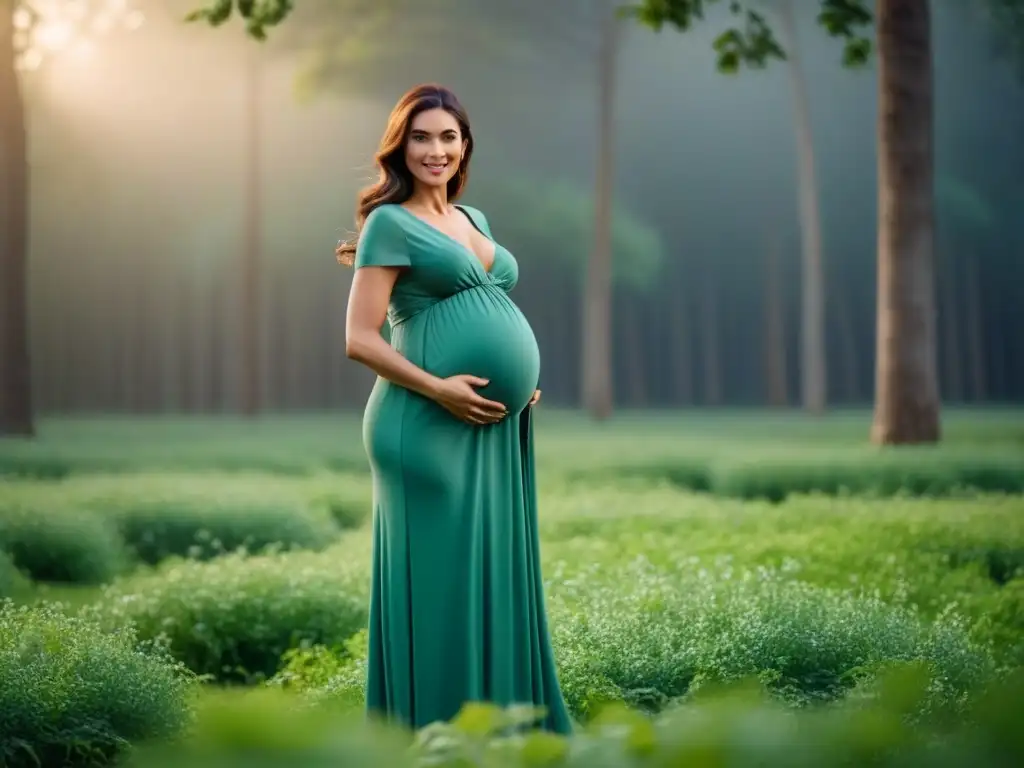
[432,374,508,425]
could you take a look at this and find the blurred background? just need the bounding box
[14,0,1023,416]
[3,3,1024,766]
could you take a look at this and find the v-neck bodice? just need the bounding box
[353,203,520,328]
[353,201,539,413]
[393,204,498,276]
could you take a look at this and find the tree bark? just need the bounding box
[700,267,722,406]
[834,276,861,402]
[240,45,263,416]
[763,228,789,407]
[624,292,647,406]
[0,2,34,435]
[669,271,694,405]
[778,0,826,415]
[871,0,941,444]
[581,4,619,420]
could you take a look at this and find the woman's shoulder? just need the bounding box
[360,204,410,240]
[364,203,406,225]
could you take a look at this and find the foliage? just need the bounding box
[539,485,1024,666]
[106,497,338,565]
[124,687,411,768]
[0,411,1022,763]
[0,499,129,584]
[2,410,1021,499]
[270,628,369,710]
[0,601,194,768]
[0,549,28,598]
[281,552,994,721]
[621,0,874,72]
[185,0,295,40]
[124,670,1024,767]
[545,558,992,719]
[84,547,370,683]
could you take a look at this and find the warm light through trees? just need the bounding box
[13,0,143,71]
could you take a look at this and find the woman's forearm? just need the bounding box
[346,331,443,401]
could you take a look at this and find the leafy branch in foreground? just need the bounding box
[185,0,295,40]
[618,0,873,73]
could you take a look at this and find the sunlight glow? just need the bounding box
[15,0,144,71]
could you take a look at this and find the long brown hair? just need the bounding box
[336,84,474,265]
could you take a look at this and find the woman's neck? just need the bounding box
[407,186,450,216]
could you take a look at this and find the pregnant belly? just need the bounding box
[423,286,541,414]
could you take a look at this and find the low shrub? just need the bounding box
[270,628,369,711]
[124,687,409,768]
[303,474,373,530]
[709,450,1024,501]
[0,549,28,598]
[0,600,194,767]
[110,499,339,564]
[540,488,1024,667]
[580,449,1024,502]
[85,545,370,683]
[547,559,993,720]
[275,559,992,724]
[0,502,129,584]
[127,669,1024,768]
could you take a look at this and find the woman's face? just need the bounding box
[404,107,467,190]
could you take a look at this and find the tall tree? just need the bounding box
[775,0,826,415]
[1,0,143,435]
[0,0,32,436]
[240,41,263,416]
[870,0,938,444]
[624,0,947,444]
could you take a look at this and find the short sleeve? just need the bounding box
[354,206,411,269]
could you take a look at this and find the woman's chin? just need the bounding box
[414,172,451,188]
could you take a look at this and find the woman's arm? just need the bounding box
[344,266,507,424]
[344,266,444,401]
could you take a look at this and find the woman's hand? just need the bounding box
[432,375,508,425]
[528,389,541,407]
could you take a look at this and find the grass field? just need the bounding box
[2,408,1023,766]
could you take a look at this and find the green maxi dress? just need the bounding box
[355,202,572,734]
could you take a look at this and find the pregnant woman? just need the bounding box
[340,83,572,735]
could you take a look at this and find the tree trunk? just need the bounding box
[625,292,646,406]
[778,0,826,415]
[834,277,861,402]
[870,0,941,445]
[240,45,263,416]
[763,229,788,407]
[669,270,693,405]
[0,2,34,436]
[700,268,722,406]
[965,253,986,402]
[581,4,619,420]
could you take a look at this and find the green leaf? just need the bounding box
[520,731,569,764]
[842,38,872,68]
[718,50,740,73]
[450,701,505,737]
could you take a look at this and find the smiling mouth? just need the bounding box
[424,162,447,171]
